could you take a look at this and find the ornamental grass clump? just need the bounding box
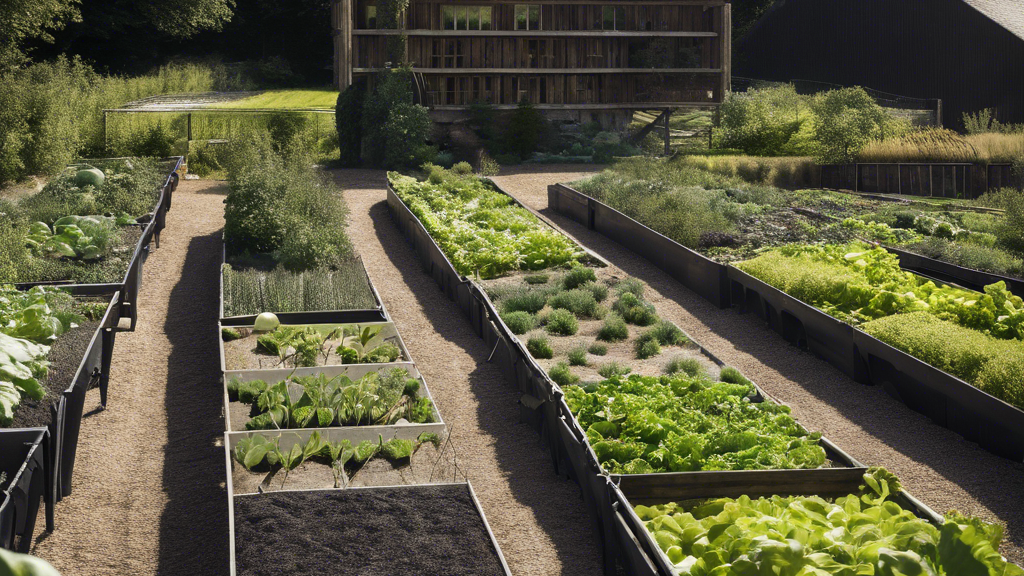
[548,288,603,318]
[562,265,597,289]
[549,362,580,387]
[598,315,629,342]
[501,311,535,335]
[545,309,579,336]
[527,336,554,359]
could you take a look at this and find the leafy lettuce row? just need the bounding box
[389,167,584,278]
[734,242,1024,340]
[564,373,826,474]
[636,468,1022,576]
[0,286,96,426]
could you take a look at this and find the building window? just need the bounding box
[442,5,492,30]
[515,5,540,30]
[601,6,625,30]
[365,5,377,28]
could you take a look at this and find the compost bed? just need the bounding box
[232,484,508,576]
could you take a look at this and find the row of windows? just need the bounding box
[367,5,629,31]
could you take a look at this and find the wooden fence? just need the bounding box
[820,163,1018,199]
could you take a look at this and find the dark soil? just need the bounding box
[233,484,507,576]
[10,320,100,429]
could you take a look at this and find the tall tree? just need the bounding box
[0,0,80,71]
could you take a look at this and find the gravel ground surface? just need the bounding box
[489,164,1024,564]
[233,485,507,576]
[332,169,602,576]
[31,179,229,575]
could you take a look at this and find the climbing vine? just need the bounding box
[377,0,410,64]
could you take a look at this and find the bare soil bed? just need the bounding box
[490,164,1024,564]
[10,319,101,429]
[233,484,507,576]
[222,325,406,370]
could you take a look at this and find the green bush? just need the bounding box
[996,191,1024,255]
[588,342,608,356]
[665,356,705,378]
[502,100,548,159]
[545,309,579,336]
[499,290,548,314]
[718,85,809,157]
[335,79,365,166]
[549,362,580,387]
[616,277,645,298]
[718,367,751,387]
[362,68,432,169]
[527,336,554,359]
[614,292,658,326]
[597,361,632,378]
[548,289,602,318]
[567,345,588,366]
[562,266,597,289]
[812,87,906,163]
[905,236,1023,278]
[635,331,661,359]
[584,281,608,302]
[501,311,535,335]
[649,321,688,346]
[863,312,1023,409]
[598,315,629,342]
[525,274,549,285]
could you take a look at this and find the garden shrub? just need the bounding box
[588,342,608,356]
[665,357,705,378]
[583,281,608,302]
[613,292,658,326]
[597,362,631,378]
[996,191,1024,255]
[648,321,687,346]
[336,79,366,166]
[362,67,432,169]
[549,362,580,387]
[562,266,597,289]
[501,311,535,335]
[502,100,547,159]
[718,367,751,386]
[524,274,549,285]
[567,345,588,366]
[548,289,602,318]
[634,331,661,359]
[545,309,579,336]
[718,85,808,157]
[527,336,554,359]
[499,289,548,314]
[433,151,455,168]
[811,87,906,163]
[597,315,629,342]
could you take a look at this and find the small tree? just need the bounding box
[718,84,807,156]
[361,67,431,169]
[502,100,547,159]
[811,87,899,164]
[335,78,366,166]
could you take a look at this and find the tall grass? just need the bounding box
[222,260,377,316]
[680,155,819,188]
[0,57,217,184]
[858,128,1024,164]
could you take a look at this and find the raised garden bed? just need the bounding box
[606,468,1018,576]
[7,157,183,330]
[220,246,384,323]
[728,259,1024,461]
[228,483,510,576]
[0,429,52,552]
[219,321,410,373]
[0,289,119,499]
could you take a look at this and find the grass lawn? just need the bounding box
[210,89,339,109]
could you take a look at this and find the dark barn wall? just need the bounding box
[735,0,1024,130]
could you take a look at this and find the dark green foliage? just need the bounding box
[562,266,597,289]
[499,290,548,314]
[527,336,554,359]
[635,331,661,359]
[549,362,579,387]
[501,310,535,335]
[598,315,629,342]
[718,367,751,387]
[567,345,588,366]
[548,289,602,318]
[614,292,658,326]
[588,342,608,356]
[584,282,608,302]
[403,378,420,397]
[545,309,579,336]
[665,357,705,378]
[364,343,401,363]
[410,397,435,423]
[502,100,548,159]
[598,362,632,378]
[361,68,432,169]
[649,321,688,346]
[524,274,549,285]
[380,438,415,461]
[996,191,1024,255]
[221,327,242,341]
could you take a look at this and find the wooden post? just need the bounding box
[664,109,671,156]
[187,112,192,143]
[333,0,353,90]
[721,4,732,98]
[102,111,108,151]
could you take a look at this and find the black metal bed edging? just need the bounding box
[547,183,732,308]
[727,264,1024,462]
[386,180,881,576]
[13,157,182,331]
[0,429,53,552]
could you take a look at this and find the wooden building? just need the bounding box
[332,0,731,125]
[736,0,1024,130]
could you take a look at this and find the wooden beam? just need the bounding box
[354,67,723,74]
[721,3,731,97]
[629,109,672,143]
[354,29,719,37]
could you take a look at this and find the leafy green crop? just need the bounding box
[228,368,435,429]
[565,373,825,473]
[636,468,1022,575]
[389,169,585,278]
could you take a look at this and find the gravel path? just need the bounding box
[489,164,1024,564]
[31,179,229,575]
[331,169,602,576]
